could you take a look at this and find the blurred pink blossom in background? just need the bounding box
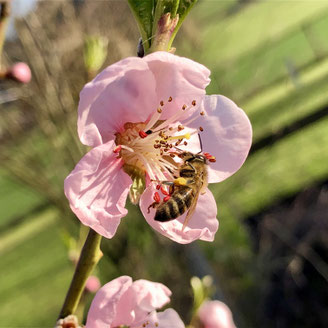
[6,62,31,83]
[86,276,184,328]
[85,275,101,293]
[64,51,252,243]
[198,300,237,328]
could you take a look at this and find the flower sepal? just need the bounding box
[127,0,198,55]
[150,11,179,53]
[123,164,146,205]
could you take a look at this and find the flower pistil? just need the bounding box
[114,97,204,190]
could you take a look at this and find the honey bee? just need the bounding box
[152,152,208,229]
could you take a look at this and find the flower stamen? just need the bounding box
[167,132,191,141]
[113,145,122,153]
[139,130,148,138]
[121,145,134,152]
[115,96,207,197]
[204,152,216,163]
[160,186,169,195]
[153,192,161,203]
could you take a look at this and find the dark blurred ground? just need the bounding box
[247,181,328,327]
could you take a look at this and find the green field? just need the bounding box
[0,209,72,326]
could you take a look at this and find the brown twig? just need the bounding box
[0,1,11,67]
[58,228,102,319]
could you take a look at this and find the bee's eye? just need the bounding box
[146,130,152,135]
[195,155,206,163]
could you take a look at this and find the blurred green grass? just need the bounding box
[0,171,45,229]
[214,115,328,223]
[200,1,328,64]
[0,209,71,326]
[1,1,328,326]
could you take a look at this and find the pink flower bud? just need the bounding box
[85,275,101,293]
[198,301,236,328]
[55,314,81,328]
[7,62,31,83]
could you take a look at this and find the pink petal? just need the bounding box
[113,279,172,325]
[198,300,236,328]
[188,95,252,183]
[78,52,211,147]
[140,185,218,244]
[64,140,132,238]
[86,276,132,328]
[144,52,210,119]
[130,279,171,312]
[131,309,185,328]
[78,57,157,147]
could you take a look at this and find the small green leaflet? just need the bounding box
[127,0,154,51]
[127,0,198,53]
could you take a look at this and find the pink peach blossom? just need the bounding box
[198,300,236,328]
[7,62,31,83]
[64,51,252,243]
[86,276,184,328]
[85,275,101,293]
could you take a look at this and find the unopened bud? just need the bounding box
[55,315,82,328]
[85,276,101,293]
[6,62,31,83]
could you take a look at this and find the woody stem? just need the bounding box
[58,228,102,320]
[0,1,11,68]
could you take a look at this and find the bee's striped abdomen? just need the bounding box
[154,186,194,222]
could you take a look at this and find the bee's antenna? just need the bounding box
[197,133,203,154]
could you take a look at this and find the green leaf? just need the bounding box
[160,0,180,17]
[177,0,197,19]
[127,0,154,51]
[167,0,198,48]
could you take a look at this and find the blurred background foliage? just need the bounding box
[0,1,327,327]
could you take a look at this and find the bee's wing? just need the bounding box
[182,190,200,231]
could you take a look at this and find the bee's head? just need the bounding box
[180,152,207,164]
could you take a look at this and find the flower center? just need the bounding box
[114,97,201,183]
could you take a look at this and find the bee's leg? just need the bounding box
[150,180,176,196]
[150,179,174,186]
[147,201,159,214]
[169,184,175,195]
[160,181,175,196]
[161,181,175,186]
[186,161,197,173]
[200,173,208,195]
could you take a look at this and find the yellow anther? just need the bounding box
[167,132,191,141]
[174,177,187,186]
